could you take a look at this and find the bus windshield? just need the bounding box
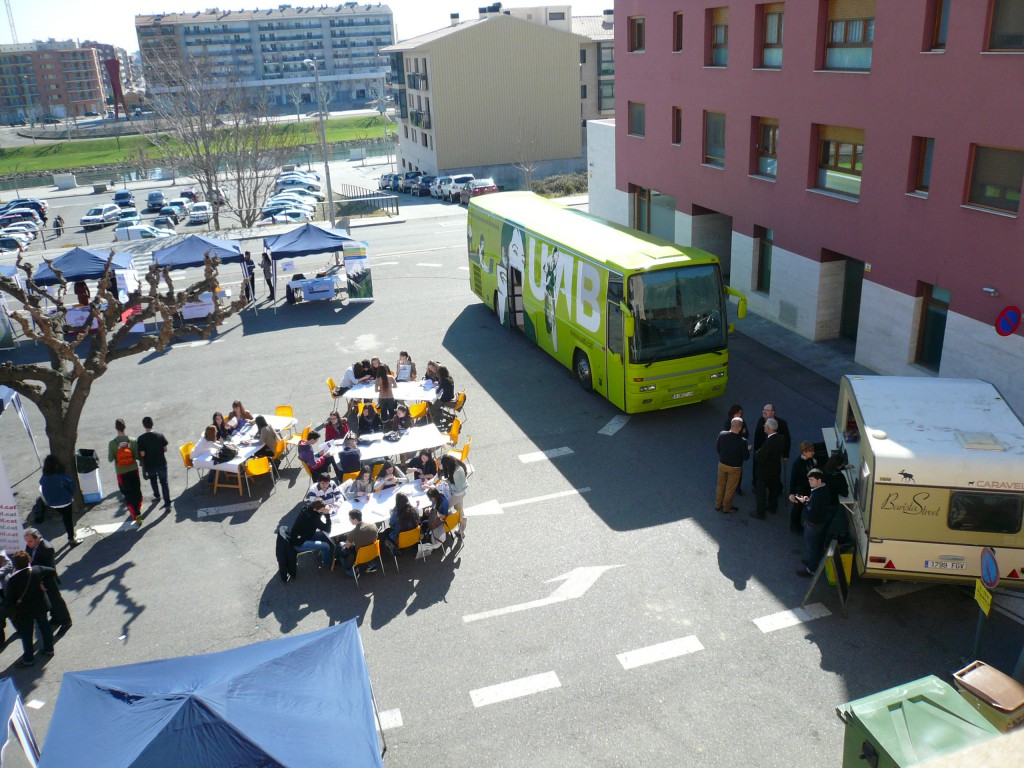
[628,265,725,364]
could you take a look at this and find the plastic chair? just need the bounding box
[245,456,275,496]
[286,423,312,448]
[342,470,360,482]
[448,436,472,463]
[275,405,294,418]
[327,377,340,409]
[180,442,197,487]
[271,439,287,477]
[447,418,462,446]
[448,391,467,423]
[391,527,421,572]
[408,401,428,424]
[370,462,385,481]
[441,511,463,555]
[350,540,385,585]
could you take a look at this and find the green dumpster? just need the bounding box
[836,675,1000,767]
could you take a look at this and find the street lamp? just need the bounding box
[21,76,36,145]
[303,58,336,228]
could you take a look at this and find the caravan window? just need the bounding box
[948,492,1023,534]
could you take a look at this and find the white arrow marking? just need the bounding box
[463,565,623,623]
[599,415,630,436]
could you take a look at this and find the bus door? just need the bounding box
[509,267,525,332]
[605,275,626,407]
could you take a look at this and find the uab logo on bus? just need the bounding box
[505,225,603,348]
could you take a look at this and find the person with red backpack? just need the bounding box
[108,418,144,526]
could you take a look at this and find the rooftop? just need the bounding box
[572,15,614,41]
[136,3,392,26]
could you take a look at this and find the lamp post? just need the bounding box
[21,76,36,145]
[303,57,336,228]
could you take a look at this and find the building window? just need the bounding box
[703,111,726,167]
[756,118,779,177]
[709,8,729,66]
[422,133,428,147]
[967,146,1024,214]
[580,48,587,64]
[581,84,587,99]
[628,17,646,52]
[403,124,408,138]
[817,126,865,198]
[754,225,773,293]
[671,107,682,145]
[599,42,615,76]
[633,186,651,232]
[549,11,566,21]
[911,137,935,195]
[761,3,784,67]
[825,0,875,70]
[927,0,951,50]
[599,80,615,111]
[673,12,684,52]
[915,283,949,370]
[628,101,646,137]
[990,0,1024,49]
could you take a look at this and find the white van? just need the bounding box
[826,376,1024,588]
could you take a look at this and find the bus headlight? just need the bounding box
[710,371,726,380]
[639,384,656,392]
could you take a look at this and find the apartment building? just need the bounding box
[0,40,105,123]
[135,3,394,109]
[611,0,1024,410]
[383,3,611,186]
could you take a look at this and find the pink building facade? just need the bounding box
[612,0,1024,409]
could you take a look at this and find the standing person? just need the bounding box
[38,454,79,548]
[137,416,171,511]
[108,418,144,525]
[260,250,275,300]
[787,442,819,535]
[440,454,468,536]
[715,417,749,513]
[53,214,65,237]
[723,404,750,495]
[375,366,398,423]
[5,551,55,667]
[242,251,256,302]
[23,529,72,632]
[753,404,792,487]
[796,469,831,577]
[752,418,784,520]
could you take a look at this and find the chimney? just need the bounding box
[450,12,459,26]
[602,8,613,29]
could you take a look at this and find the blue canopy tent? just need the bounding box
[38,621,385,768]
[0,677,40,765]
[263,223,368,308]
[152,235,243,270]
[32,247,135,286]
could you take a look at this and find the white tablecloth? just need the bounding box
[325,425,449,464]
[342,380,439,403]
[329,480,431,535]
[182,289,232,320]
[192,413,297,473]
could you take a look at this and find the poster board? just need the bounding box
[0,454,26,554]
[344,243,374,303]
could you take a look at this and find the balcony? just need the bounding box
[409,109,431,129]
[406,72,428,90]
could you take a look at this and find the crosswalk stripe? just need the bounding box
[616,636,704,670]
[753,603,831,633]
[470,672,561,708]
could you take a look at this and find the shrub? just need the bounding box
[531,172,588,198]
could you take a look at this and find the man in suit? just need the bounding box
[5,550,56,667]
[753,404,792,486]
[752,418,784,520]
[797,469,831,577]
[24,529,72,632]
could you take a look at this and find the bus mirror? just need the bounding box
[621,305,634,337]
[725,286,748,319]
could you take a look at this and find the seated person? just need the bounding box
[337,509,379,577]
[388,404,412,432]
[73,280,90,306]
[429,366,457,423]
[227,400,254,430]
[296,431,338,478]
[345,468,374,501]
[357,403,384,435]
[324,410,349,442]
[191,425,221,461]
[385,492,421,550]
[344,400,362,433]
[422,360,440,384]
[288,499,334,568]
[395,351,417,382]
[368,356,386,380]
[426,487,450,520]
[212,411,231,441]
[375,461,406,491]
[335,361,371,397]
[306,474,342,506]
[253,415,280,459]
[405,450,438,482]
[337,433,362,475]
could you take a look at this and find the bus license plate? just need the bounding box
[924,560,966,570]
[672,391,694,400]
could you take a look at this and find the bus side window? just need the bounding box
[608,277,623,304]
[948,492,1023,534]
[607,301,623,356]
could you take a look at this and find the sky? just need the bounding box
[5,0,615,51]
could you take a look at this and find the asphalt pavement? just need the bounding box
[1,185,1022,766]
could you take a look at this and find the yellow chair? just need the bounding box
[446,391,467,424]
[286,423,312,448]
[350,540,385,585]
[448,436,472,463]
[327,377,340,409]
[447,417,462,447]
[245,456,275,496]
[408,401,428,424]
[391,527,422,572]
[342,470,360,483]
[370,462,385,481]
[275,405,294,418]
[180,442,197,487]
[441,510,463,555]
[271,439,288,476]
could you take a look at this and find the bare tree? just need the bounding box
[0,252,245,510]
[513,126,541,191]
[287,88,304,123]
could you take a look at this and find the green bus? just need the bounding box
[466,192,746,413]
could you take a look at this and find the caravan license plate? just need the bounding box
[924,560,966,570]
[672,391,694,400]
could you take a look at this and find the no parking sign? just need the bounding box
[981,547,1000,589]
[995,306,1021,337]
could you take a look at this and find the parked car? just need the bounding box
[117,208,142,226]
[0,209,42,226]
[0,229,31,246]
[167,198,192,215]
[264,198,316,214]
[379,173,397,190]
[153,215,177,231]
[209,187,228,206]
[80,203,121,229]
[257,210,313,226]
[275,177,322,193]
[157,206,181,225]
[0,236,25,252]
[179,188,204,203]
[8,120,26,127]
[41,117,60,125]
[441,174,475,201]
[146,191,167,212]
[188,202,213,224]
[414,176,436,197]
[279,168,320,182]
[398,172,423,193]
[269,190,319,205]
[1,223,36,240]
[0,198,47,216]
[460,178,499,205]
[114,225,175,242]
[83,110,100,117]
[113,190,135,208]
[430,176,449,198]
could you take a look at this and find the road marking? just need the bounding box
[519,447,574,464]
[184,339,223,348]
[464,565,622,623]
[372,261,399,266]
[874,581,935,600]
[377,708,403,731]
[598,415,630,436]
[386,246,455,256]
[416,262,442,267]
[470,671,561,708]
[617,636,704,670]
[465,500,503,517]
[197,501,261,519]
[503,488,591,509]
[26,700,44,710]
[76,521,135,539]
[458,266,470,271]
[753,603,832,633]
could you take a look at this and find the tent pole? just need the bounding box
[369,682,387,758]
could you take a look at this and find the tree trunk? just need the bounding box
[40,375,94,514]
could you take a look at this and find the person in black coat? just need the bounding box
[787,442,819,534]
[752,419,785,519]
[5,551,56,666]
[723,404,750,495]
[796,470,831,577]
[753,404,791,485]
[24,529,71,631]
[288,500,335,567]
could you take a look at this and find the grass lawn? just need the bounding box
[0,115,391,176]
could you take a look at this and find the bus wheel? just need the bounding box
[574,350,593,392]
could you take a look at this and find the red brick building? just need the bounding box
[0,40,105,122]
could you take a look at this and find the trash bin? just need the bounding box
[836,675,999,767]
[75,448,102,504]
[953,661,1024,733]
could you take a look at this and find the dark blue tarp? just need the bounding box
[38,621,384,768]
[263,223,361,259]
[32,247,135,286]
[152,235,243,270]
